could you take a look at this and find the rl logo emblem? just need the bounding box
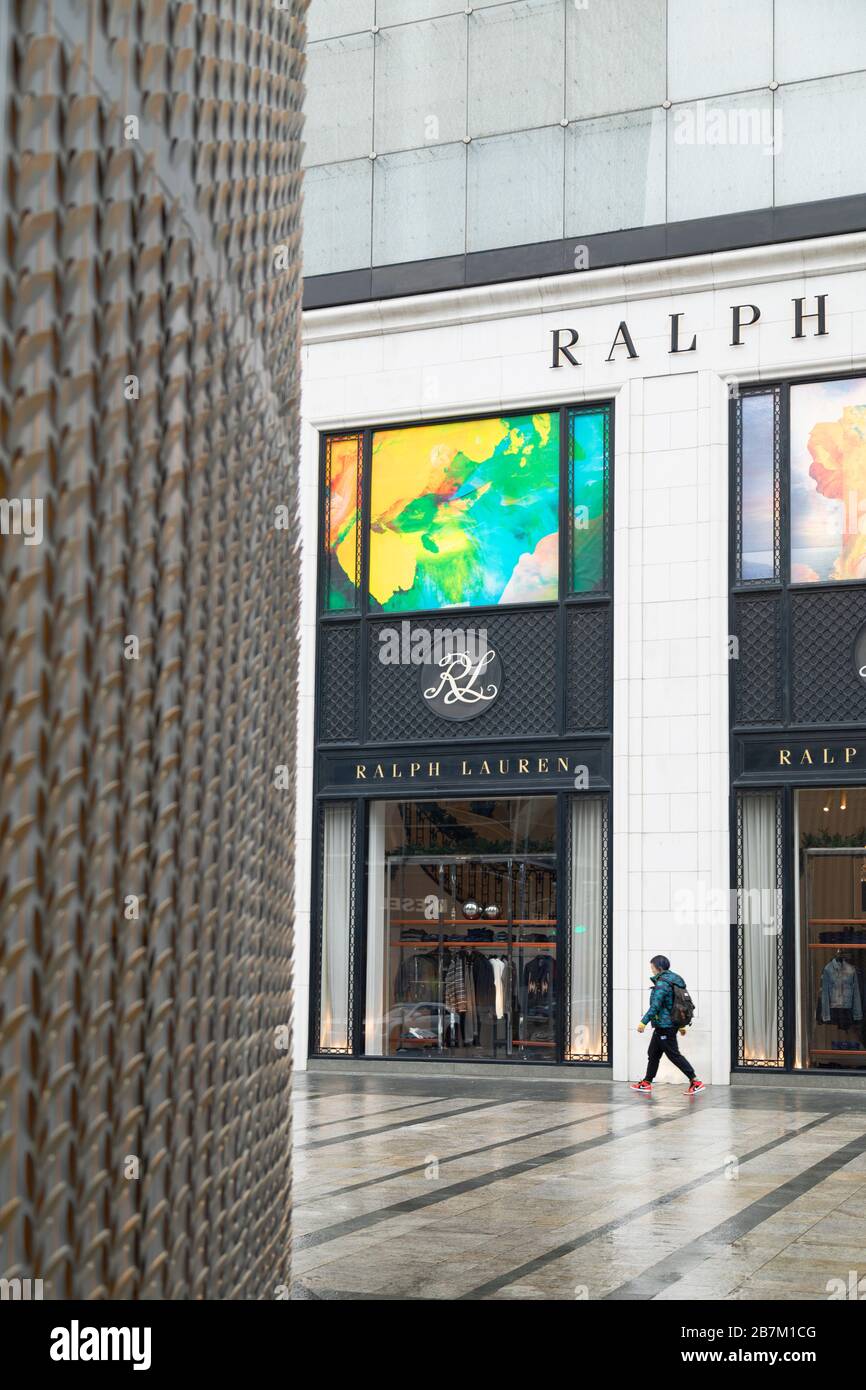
[420,647,503,721]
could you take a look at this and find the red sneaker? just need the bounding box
[630,1080,653,1094]
[686,1079,706,1095]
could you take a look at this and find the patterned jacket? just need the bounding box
[641,971,686,1029]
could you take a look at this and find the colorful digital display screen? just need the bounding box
[367,413,560,611]
[791,376,866,583]
[570,408,607,593]
[324,434,362,610]
[323,406,611,612]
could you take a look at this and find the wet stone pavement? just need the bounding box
[291,1072,866,1301]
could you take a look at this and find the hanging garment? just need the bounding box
[490,957,512,1020]
[469,950,497,1028]
[522,955,555,1013]
[463,954,478,1043]
[444,953,468,1015]
[472,953,496,1012]
[820,958,863,1024]
[490,957,504,1019]
[395,950,439,1003]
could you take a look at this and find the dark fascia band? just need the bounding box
[303,193,866,311]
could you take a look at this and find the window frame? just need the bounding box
[733,369,866,597]
[317,400,613,622]
[730,368,866,1076]
[309,787,613,1067]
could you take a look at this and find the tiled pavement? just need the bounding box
[291,1072,866,1301]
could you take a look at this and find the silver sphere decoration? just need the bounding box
[463,900,480,919]
[483,904,500,919]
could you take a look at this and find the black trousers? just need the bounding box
[645,1027,695,1082]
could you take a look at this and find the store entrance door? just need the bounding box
[385,854,557,1062]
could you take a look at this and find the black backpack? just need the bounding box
[669,980,696,1028]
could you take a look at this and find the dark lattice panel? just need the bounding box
[565,605,610,732]
[0,0,304,1300]
[791,589,866,725]
[734,594,783,725]
[319,624,360,742]
[366,611,559,742]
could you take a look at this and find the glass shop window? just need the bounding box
[364,795,608,1064]
[365,797,559,1062]
[796,788,866,1071]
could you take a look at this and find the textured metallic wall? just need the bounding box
[0,0,304,1299]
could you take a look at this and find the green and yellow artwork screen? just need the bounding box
[366,413,560,611]
[570,408,607,593]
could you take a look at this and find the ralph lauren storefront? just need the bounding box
[310,402,614,1067]
[732,370,866,1078]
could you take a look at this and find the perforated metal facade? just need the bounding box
[0,0,305,1299]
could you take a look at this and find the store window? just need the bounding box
[796,787,866,1071]
[321,404,611,614]
[361,795,609,1064]
[365,798,557,1061]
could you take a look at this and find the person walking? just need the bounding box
[630,955,705,1095]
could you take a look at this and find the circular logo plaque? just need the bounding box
[854,624,866,686]
[420,645,503,722]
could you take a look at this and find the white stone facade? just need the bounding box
[296,231,866,1084]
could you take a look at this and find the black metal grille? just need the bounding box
[319,624,361,742]
[791,588,866,725]
[366,611,560,743]
[565,605,610,731]
[734,593,783,724]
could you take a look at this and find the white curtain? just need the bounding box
[568,797,604,1059]
[740,792,780,1064]
[319,803,354,1051]
[365,801,388,1055]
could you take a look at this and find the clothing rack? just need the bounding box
[389,919,557,926]
[388,852,557,1060]
[396,940,556,948]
